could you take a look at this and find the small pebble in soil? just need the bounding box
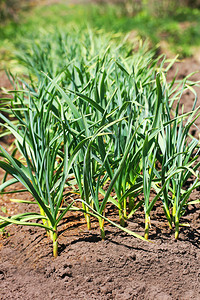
[100,285,113,295]
[85,276,93,282]
[128,253,136,261]
[97,258,102,262]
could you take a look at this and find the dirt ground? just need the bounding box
[0,55,200,299]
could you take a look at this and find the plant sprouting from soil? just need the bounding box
[0,29,200,256]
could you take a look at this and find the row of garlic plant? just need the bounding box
[0,29,199,257]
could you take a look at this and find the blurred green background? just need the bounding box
[1,0,200,72]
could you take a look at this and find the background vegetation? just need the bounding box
[1,0,200,73]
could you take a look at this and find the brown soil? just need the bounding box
[0,58,200,300]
